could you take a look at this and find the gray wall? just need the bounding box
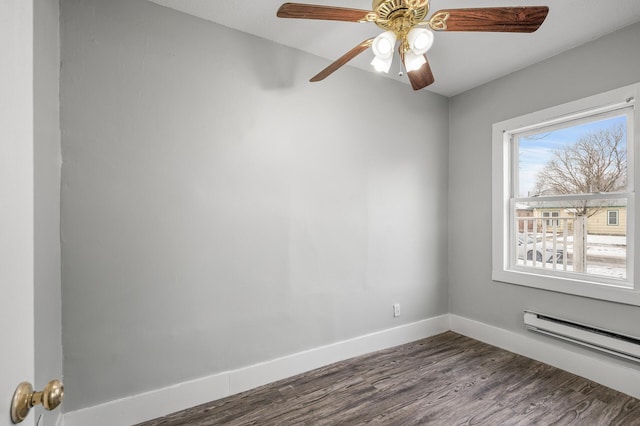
[60,0,449,411]
[34,0,63,423]
[449,23,640,359]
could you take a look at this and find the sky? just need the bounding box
[517,114,628,197]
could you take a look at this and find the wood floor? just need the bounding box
[137,332,640,425]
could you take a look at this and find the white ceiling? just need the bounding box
[148,0,640,97]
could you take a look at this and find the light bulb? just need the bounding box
[372,31,397,60]
[404,50,427,72]
[407,27,434,55]
[378,39,392,56]
[371,55,393,73]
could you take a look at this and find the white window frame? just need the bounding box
[607,210,619,226]
[492,83,640,306]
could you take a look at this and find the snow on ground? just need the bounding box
[515,259,627,280]
[587,235,626,245]
[586,265,626,280]
[542,234,627,258]
[587,245,626,258]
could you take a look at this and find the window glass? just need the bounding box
[517,115,627,198]
[513,198,627,281]
[512,113,629,284]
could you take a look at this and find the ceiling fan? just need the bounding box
[276,0,549,90]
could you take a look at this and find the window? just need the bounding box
[542,211,560,227]
[492,83,640,305]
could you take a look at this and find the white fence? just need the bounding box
[516,216,574,270]
[515,216,627,279]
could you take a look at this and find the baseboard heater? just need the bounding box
[524,310,640,363]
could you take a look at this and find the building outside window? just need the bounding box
[542,210,560,227]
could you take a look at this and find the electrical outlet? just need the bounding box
[393,303,401,318]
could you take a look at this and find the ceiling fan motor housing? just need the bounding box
[373,0,429,33]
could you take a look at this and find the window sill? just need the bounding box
[492,268,640,306]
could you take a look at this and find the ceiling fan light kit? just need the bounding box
[372,31,396,58]
[371,54,394,73]
[404,50,427,72]
[371,30,397,72]
[277,0,549,91]
[407,27,434,55]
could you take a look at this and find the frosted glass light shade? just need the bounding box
[407,27,434,55]
[404,50,427,72]
[372,31,397,60]
[371,55,393,73]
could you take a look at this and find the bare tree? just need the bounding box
[533,123,627,217]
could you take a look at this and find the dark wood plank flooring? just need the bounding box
[137,332,640,425]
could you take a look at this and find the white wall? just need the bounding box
[60,0,449,411]
[449,23,640,368]
[34,0,63,423]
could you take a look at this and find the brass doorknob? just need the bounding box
[10,379,64,424]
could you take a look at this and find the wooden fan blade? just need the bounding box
[310,39,374,82]
[431,6,549,33]
[399,49,435,91]
[277,3,374,22]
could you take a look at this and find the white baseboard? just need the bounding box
[450,314,640,399]
[62,314,640,426]
[63,371,229,426]
[63,315,450,426]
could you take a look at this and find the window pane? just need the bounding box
[514,198,627,281]
[517,115,627,197]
